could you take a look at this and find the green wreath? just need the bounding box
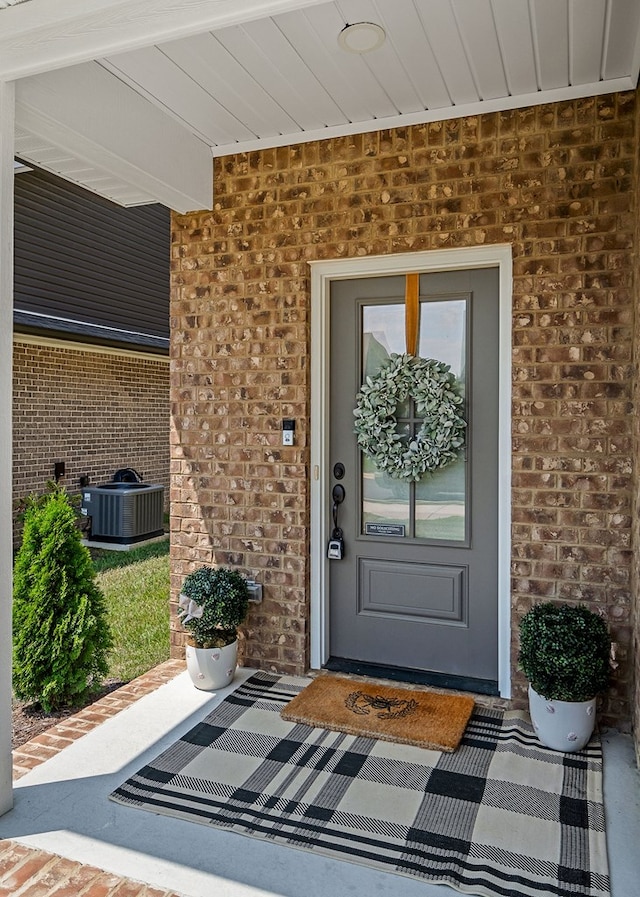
[353,353,466,481]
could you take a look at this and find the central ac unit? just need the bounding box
[81,483,164,544]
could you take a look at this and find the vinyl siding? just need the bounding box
[14,166,170,351]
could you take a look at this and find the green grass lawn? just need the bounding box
[93,540,170,682]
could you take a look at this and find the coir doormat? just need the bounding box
[280,674,474,752]
[110,672,610,897]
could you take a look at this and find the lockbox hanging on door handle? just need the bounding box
[327,483,345,560]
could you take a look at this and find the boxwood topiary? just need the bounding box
[518,602,610,702]
[178,566,249,649]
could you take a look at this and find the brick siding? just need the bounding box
[13,339,170,533]
[171,91,637,730]
[634,100,640,764]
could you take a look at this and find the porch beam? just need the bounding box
[16,63,213,213]
[0,79,15,817]
[0,0,329,81]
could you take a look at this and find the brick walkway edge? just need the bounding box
[2,659,187,897]
[12,660,185,780]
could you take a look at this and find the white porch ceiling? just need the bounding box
[4,0,640,211]
[100,0,640,154]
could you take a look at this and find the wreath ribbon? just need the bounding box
[405,273,419,356]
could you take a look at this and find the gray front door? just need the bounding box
[328,268,499,692]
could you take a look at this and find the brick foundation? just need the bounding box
[171,91,638,730]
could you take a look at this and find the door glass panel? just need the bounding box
[361,298,468,542]
[415,457,466,540]
[362,436,411,533]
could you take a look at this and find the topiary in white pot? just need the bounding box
[178,566,250,691]
[518,602,611,752]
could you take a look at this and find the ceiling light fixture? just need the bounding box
[338,22,386,54]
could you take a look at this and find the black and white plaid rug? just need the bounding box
[110,672,610,897]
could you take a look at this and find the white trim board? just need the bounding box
[309,245,513,699]
[0,80,15,817]
[14,333,170,363]
[208,77,635,158]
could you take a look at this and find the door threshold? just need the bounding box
[324,657,499,697]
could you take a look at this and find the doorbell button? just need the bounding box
[282,419,295,445]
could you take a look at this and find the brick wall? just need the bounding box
[171,90,637,729]
[14,338,170,529]
[634,101,640,762]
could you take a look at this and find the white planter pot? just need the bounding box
[528,685,596,752]
[186,640,238,691]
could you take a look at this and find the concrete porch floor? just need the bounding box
[1,663,639,897]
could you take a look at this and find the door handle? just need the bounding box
[328,484,346,560]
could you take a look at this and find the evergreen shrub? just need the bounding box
[12,486,113,710]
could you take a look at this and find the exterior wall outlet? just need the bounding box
[246,580,263,603]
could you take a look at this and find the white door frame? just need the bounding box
[309,245,513,699]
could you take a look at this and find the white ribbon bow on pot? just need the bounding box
[178,592,204,624]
